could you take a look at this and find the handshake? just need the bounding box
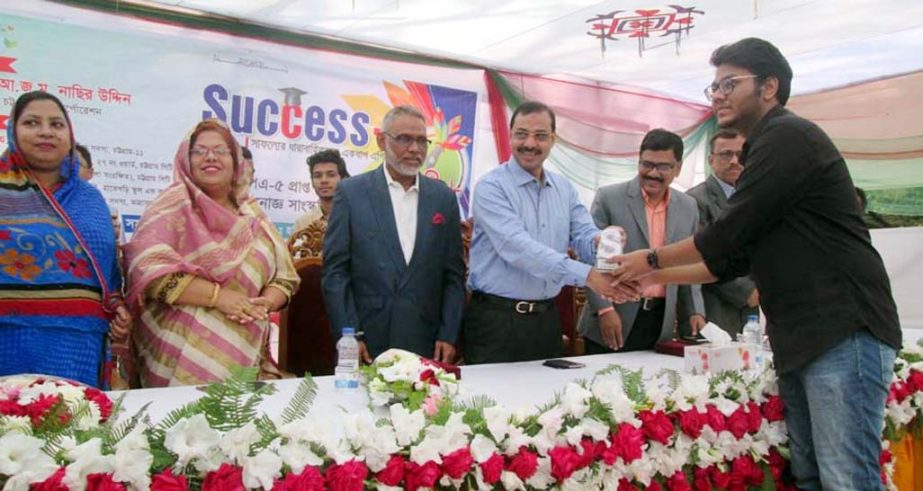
[586,227,657,303]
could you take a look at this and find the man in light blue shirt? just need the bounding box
[463,101,620,364]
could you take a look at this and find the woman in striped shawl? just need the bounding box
[125,119,299,387]
[0,91,130,387]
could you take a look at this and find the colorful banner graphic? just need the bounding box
[0,7,484,238]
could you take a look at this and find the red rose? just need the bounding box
[151,468,189,491]
[375,455,405,487]
[880,448,893,466]
[479,453,504,485]
[84,387,113,421]
[442,447,474,479]
[419,358,461,380]
[646,481,663,491]
[639,410,674,445]
[610,423,644,463]
[746,401,763,433]
[576,438,598,469]
[202,464,244,491]
[709,465,731,489]
[618,478,636,491]
[665,470,691,491]
[325,460,368,491]
[762,396,785,422]
[0,399,26,417]
[726,406,750,439]
[26,394,61,426]
[677,409,705,439]
[705,405,726,433]
[506,447,538,480]
[31,467,67,491]
[273,466,324,491]
[600,441,618,466]
[767,448,786,481]
[404,461,441,491]
[86,473,126,491]
[691,467,711,491]
[548,445,581,482]
[730,455,763,485]
[431,212,445,225]
[908,370,923,392]
[419,369,440,387]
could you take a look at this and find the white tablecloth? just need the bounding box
[112,351,683,423]
[111,329,920,424]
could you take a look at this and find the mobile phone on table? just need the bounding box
[542,359,586,369]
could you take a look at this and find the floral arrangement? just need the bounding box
[0,341,921,491]
[361,349,460,412]
[0,375,113,435]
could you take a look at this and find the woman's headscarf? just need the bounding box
[124,119,282,309]
[0,93,119,313]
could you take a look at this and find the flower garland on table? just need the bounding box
[361,349,460,412]
[0,340,920,491]
[882,340,923,487]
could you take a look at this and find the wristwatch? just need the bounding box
[646,249,661,270]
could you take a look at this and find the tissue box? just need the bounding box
[684,342,757,374]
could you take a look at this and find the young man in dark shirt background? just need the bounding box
[612,38,901,490]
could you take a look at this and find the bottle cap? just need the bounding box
[342,327,355,335]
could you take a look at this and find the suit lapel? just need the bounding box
[626,178,650,246]
[666,188,683,242]
[368,166,408,274]
[706,175,729,209]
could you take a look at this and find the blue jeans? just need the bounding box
[778,329,896,490]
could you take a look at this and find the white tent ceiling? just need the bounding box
[134,0,923,102]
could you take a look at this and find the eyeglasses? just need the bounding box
[639,160,676,173]
[511,130,552,143]
[704,75,759,101]
[384,132,430,148]
[711,150,742,163]
[190,146,232,157]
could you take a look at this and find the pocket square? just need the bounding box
[432,212,445,225]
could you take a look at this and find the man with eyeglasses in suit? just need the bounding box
[464,101,622,364]
[684,129,758,337]
[323,105,465,363]
[577,128,704,354]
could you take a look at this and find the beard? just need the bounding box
[387,160,421,177]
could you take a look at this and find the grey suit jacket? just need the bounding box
[577,177,704,347]
[322,166,466,358]
[685,175,757,335]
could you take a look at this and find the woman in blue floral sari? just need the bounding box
[0,91,130,387]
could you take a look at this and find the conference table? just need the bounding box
[113,329,923,420]
[113,350,686,422]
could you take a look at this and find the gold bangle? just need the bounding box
[208,282,220,308]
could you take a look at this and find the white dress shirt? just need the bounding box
[384,166,419,264]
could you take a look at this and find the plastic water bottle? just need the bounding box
[742,315,763,369]
[335,327,360,391]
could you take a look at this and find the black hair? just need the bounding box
[307,149,350,178]
[640,128,683,162]
[75,144,92,169]
[510,101,556,132]
[710,38,793,106]
[12,91,70,127]
[709,129,741,153]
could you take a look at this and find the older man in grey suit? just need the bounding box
[322,105,465,363]
[685,130,758,336]
[578,129,705,353]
